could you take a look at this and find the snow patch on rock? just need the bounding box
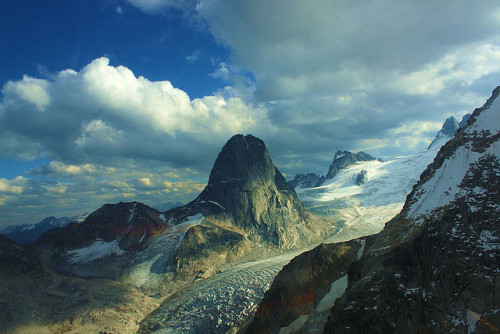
[67,240,125,263]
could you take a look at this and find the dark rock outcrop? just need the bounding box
[428,113,471,149]
[355,170,368,185]
[323,86,500,333]
[325,151,378,180]
[38,201,166,251]
[288,173,325,189]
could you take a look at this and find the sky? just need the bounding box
[1,0,500,226]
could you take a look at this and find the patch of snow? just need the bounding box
[279,315,310,334]
[159,213,167,222]
[125,213,205,288]
[208,200,225,210]
[357,239,366,260]
[316,275,348,313]
[299,148,439,242]
[128,202,137,223]
[67,239,125,263]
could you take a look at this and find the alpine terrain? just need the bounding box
[0,133,332,333]
[250,86,500,333]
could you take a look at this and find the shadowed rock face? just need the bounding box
[198,134,310,243]
[288,173,325,189]
[0,234,43,274]
[38,201,166,251]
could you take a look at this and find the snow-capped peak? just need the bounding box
[407,87,500,220]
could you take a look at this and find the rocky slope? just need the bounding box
[288,173,326,190]
[323,86,500,332]
[35,201,167,279]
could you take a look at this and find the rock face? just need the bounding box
[246,240,362,334]
[168,134,327,245]
[167,134,330,275]
[428,113,471,149]
[355,170,368,185]
[38,201,165,251]
[323,87,500,332]
[288,173,325,189]
[325,151,378,180]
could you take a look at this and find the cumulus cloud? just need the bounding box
[0,57,271,169]
[0,164,207,226]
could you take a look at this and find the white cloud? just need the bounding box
[3,76,50,111]
[394,44,500,95]
[0,57,271,169]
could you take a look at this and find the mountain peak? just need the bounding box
[202,134,280,190]
[428,113,471,149]
[326,150,378,179]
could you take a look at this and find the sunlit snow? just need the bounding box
[297,146,441,242]
[67,239,125,264]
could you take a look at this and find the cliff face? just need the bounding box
[323,87,500,333]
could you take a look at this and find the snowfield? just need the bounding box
[67,239,125,264]
[298,145,442,242]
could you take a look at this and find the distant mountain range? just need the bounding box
[0,214,87,244]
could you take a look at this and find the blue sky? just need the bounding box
[1,0,500,226]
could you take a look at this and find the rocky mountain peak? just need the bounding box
[184,134,317,244]
[428,113,471,149]
[38,201,165,252]
[325,150,378,180]
[441,116,460,136]
[200,134,290,199]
